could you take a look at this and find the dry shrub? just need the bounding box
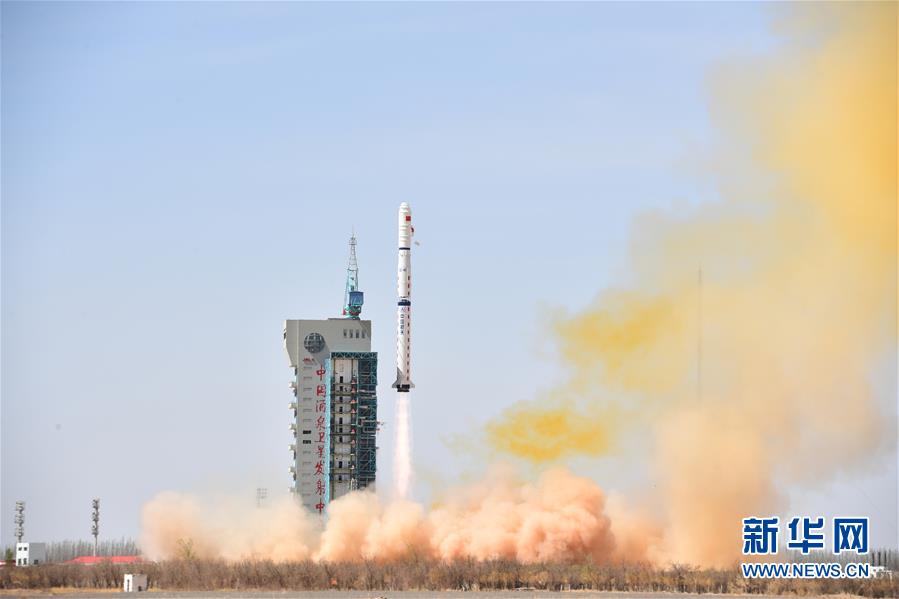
[0,558,897,596]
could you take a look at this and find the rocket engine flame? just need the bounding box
[393,392,413,499]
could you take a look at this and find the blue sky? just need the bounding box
[3,2,894,549]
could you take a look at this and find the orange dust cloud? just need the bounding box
[483,3,896,567]
[141,468,647,564]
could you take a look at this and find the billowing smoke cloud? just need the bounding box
[142,468,651,563]
[140,492,319,562]
[483,3,896,566]
[140,4,895,568]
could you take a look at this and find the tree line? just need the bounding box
[3,538,139,562]
[0,557,896,596]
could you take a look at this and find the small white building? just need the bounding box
[123,573,148,592]
[15,542,47,566]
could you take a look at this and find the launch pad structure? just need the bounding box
[331,351,377,489]
[283,202,415,513]
[283,236,378,514]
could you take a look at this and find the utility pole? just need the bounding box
[14,501,24,543]
[91,499,100,557]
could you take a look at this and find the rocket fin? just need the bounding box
[392,368,415,391]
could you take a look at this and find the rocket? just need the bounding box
[392,202,414,392]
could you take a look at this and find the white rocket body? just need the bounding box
[392,202,414,392]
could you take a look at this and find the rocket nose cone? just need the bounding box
[398,203,413,246]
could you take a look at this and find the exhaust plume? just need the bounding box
[140,492,319,562]
[393,393,413,499]
[483,3,897,566]
[139,4,894,569]
[141,468,645,563]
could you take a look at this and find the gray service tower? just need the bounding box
[283,236,377,514]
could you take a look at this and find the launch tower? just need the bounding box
[283,236,378,513]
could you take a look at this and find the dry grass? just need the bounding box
[0,559,896,596]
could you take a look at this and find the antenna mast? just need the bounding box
[343,234,363,319]
[91,498,100,556]
[14,501,24,543]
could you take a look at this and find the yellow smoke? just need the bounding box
[484,2,897,566]
[139,4,895,569]
[486,400,617,463]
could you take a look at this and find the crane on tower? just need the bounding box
[343,234,364,319]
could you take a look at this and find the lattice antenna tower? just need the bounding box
[342,234,364,319]
[14,501,24,543]
[91,498,100,556]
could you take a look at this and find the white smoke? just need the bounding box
[393,393,413,499]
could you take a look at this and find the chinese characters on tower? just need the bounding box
[315,365,327,513]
